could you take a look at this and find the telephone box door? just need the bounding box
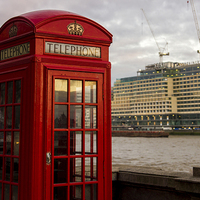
[46,70,104,200]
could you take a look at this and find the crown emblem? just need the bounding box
[67,21,84,36]
[9,23,18,38]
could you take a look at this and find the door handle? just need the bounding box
[46,152,51,165]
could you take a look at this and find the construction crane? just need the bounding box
[189,0,200,53]
[141,9,169,63]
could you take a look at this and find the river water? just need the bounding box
[112,135,200,174]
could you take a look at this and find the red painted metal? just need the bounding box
[0,10,112,200]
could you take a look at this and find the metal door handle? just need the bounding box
[46,152,51,164]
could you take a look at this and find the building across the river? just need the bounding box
[111,61,200,131]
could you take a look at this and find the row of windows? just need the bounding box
[173,80,200,86]
[112,105,172,111]
[173,84,200,89]
[174,92,200,96]
[174,88,200,93]
[173,75,200,81]
[177,100,200,104]
[177,97,200,100]
[178,109,200,112]
[178,105,200,108]
[115,91,168,98]
[113,114,200,120]
[114,86,167,93]
[114,82,167,91]
[114,78,166,87]
[112,110,172,114]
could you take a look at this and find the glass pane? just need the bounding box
[13,158,19,183]
[70,105,82,129]
[0,83,5,105]
[15,80,21,103]
[55,79,68,102]
[70,158,82,182]
[54,158,67,184]
[85,81,97,103]
[85,184,97,200]
[85,157,97,182]
[14,132,19,156]
[85,131,97,154]
[6,106,12,129]
[14,106,20,129]
[4,184,10,200]
[54,105,67,129]
[0,132,3,154]
[70,131,82,155]
[54,186,67,200]
[0,157,2,180]
[7,81,13,104]
[70,80,82,103]
[0,107,5,129]
[12,185,18,200]
[5,157,11,181]
[85,106,97,129]
[70,185,82,199]
[54,131,68,156]
[6,132,11,155]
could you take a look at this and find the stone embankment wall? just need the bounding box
[112,165,200,200]
[112,131,169,137]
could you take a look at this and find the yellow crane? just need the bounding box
[189,0,200,53]
[141,8,169,63]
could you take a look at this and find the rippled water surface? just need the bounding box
[112,135,200,173]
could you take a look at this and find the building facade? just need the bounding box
[111,62,200,130]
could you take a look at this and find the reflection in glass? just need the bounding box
[54,105,67,128]
[0,107,4,129]
[70,80,82,103]
[6,132,11,155]
[70,158,82,182]
[6,106,12,129]
[5,157,11,181]
[4,184,10,200]
[15,80,21,103]
[85,81,97,103]
[14,132,20,156]
[0,83,5,105]
[85,157,97,182]
[54,158,67,184]
[55,79,68,102]
[13,158,19,183]
[54,186,67,200]
[85,106,97,129]
[85,184,97,200]
[0,132,3,155]
[54,131,68,156]
[12,185,18,200]
[70,105,82,129]
[70,185,82,200]
[14,106,20,129]
[70,131,82,155]
[7,81,13,104]
[0,157,3,180]
[85,131,97,154]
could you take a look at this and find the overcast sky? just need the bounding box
[1,0,200,85]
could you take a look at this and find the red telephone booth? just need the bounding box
[0,10,112,200]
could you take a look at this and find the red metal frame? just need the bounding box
[46,70,104,200]
[0,10,112,200]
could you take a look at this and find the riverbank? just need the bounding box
[112,130,169,137]
[112,165,200,200]
[169,130,200,135]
